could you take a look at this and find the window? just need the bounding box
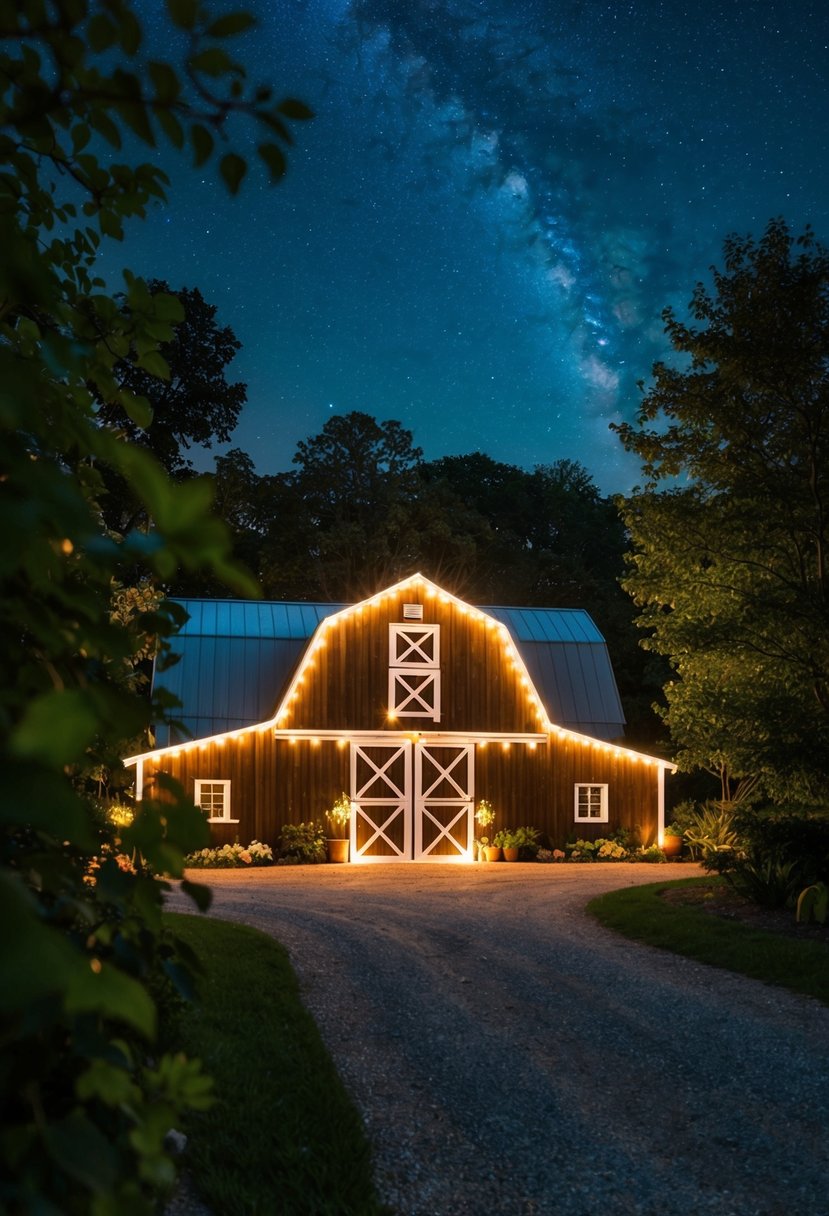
[195,779,236,822]
[388,623,441,722]
[574,783,608,823]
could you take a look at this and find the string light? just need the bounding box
[123,571,675,778]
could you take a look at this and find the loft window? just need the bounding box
[195,778,236,823]
[388,623,440,722]
[574,783,608,823]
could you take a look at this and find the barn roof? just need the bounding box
[152,595,626,746]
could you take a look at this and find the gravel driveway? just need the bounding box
[170,863,829,1216]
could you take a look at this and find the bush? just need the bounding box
[566,834,631,862]
[703,806,829,908]
[682,801,740,860]
[185,841,274,869]
[278,821,327,864]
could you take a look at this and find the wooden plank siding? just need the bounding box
[280,588,543,735]
[136,580,663,855]
[141,732,660,852]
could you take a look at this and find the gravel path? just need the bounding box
[168,863,829,1216]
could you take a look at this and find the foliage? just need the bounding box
[163,915,387,1215]
[615,219,829,798]
[635,844,668,863]
[566,832,640,861]
[185,840,274,868]
[703,807,829,907]
[681,802,740,861]
[494,825,540,856]
[278,821,327,864]
[797,882,829,926]
[665,800,704,839]
[512,825,540,856]
[588,878,829,1006]
[97,281,248,533]
[0,1,310,1209]
[325,792,352,839]
[183,424,668,745]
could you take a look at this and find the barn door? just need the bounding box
[414,743,474,862]
[350,742,412,862]
[350,740,475,862]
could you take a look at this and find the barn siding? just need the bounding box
[135,577,664,855]
[283,589,542,736]
[142,729,660,852]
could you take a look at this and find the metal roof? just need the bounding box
[152,597,625,745]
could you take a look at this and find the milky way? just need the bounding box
[112,0,829,490]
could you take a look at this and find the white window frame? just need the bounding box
[194,778,237,823]
[389,623,441,722]
[574,783,608,823]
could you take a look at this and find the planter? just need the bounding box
[484,845,502,862]
[327,838,349,864]
[503,846,520,862]
[662,834,683,858]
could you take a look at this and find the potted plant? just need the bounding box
[512,825,540,860]
[495,829,520,862]
[474,799,500,861]
[325,792,352,863]
[662,823,684,858]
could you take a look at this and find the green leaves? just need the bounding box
[0,3,309,1209]
[219,151,247,194]
[166,0,199,29]
[617,220,829,800]
[277,97,314,120]
[11,690,100,767]
[207,12,256,38]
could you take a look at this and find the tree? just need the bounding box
[0,1,310,1208]
[280,411,430,598]
[615,219,829,800]
[97,281,247,531]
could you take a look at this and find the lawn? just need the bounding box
[588,876,829,1005]
[162,913,388,1216]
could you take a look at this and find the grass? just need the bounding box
[162,913,388,1216]
[587,876,829,1005]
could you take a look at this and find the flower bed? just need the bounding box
[185,840,274,868]
[536,837,668,863]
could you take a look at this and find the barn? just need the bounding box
[124,573,674,861]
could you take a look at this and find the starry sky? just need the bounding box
[109,0,829,492]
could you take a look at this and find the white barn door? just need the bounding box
[414,743,474,862]
[350,742,412,862]
[350,740,474,862]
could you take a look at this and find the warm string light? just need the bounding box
[123,572,675,776]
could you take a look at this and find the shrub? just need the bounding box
[185,841,274,869]
[703,806,829,908]
[279,821,327,864]
[635,844,667,863]
[682,801,740,860]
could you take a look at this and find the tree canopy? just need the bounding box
[0,0,310,1207]
[174,414,666,744]
[98,280,247,474]
[615,218,829,800]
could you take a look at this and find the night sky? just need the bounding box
[109,1,829,492]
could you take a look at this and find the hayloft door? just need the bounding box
[414,743,474,862]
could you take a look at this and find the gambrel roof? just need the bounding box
[152,590,626,747]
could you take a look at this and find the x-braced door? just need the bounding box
[350,741,475,862]
[415,743,474,861]
[350,742,412,862]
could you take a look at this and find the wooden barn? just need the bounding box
[124,573,674,861]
